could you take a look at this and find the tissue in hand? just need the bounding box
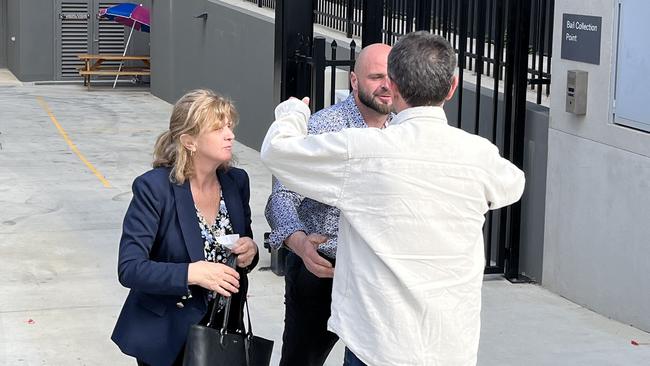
[215,234,240,250]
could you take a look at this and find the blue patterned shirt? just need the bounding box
[264,94,391,258]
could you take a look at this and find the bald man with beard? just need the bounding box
[265,43,393,366]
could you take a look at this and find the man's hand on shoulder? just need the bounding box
[285,231,334,278]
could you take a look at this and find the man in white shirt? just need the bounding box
[261,31,525,366]
[265,43,393,366]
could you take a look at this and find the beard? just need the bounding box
[358,87,392,115]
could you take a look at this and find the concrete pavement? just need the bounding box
[0,84,648,366]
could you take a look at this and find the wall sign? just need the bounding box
[561,14,602,65]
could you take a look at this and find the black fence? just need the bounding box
[294,37,357,111]
[275,0,539,280]
[243,0,276,8]
[251,0,553,103]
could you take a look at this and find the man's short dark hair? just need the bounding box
[388,31,457,107]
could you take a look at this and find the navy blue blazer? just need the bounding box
[111,166,258,366]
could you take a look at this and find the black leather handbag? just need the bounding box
[183,293,274,366]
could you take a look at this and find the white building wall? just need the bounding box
[543,0,650,331]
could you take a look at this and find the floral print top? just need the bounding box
[196,190,234,302]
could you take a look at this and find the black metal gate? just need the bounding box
[274,0,552,281]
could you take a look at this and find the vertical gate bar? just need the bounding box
[456,0,468,129]
[346,0,354,37]
[449,0,453,45]
[487,0,493,77]
[355,0,360,37]
[390,0,404,37]
[440,0,445,36]
[312,36,326,112]
[405,0,414,33]
[337,0,341,31]
[353,0,357,36]
[452,0,458,49]
[329,0,333,29]
[416,0,432,31]
[447,0,456,42]
[441,0,448,38]
[396,0,401,37]
[385,0,390,43]
[330,40,338,106]
[504,0,531,280]
[445,0,456,40]
[404,0,409,34]
[443,0,448,39]
[274,0,314,103]
[485,0,504,272]
[397,0,402,42]
[536,0,546,104]
[492,0,504,143]
[449,0,454,45]
[447,0,453,41]
[394,0,399,37]
[468,0,474,71]
[431,0,436,33]
[333,0,336,29]
[474,0,487,135]
[486,0,501,272]
[433,0,438,34]
[341,0,344,31]
[362,0,384,46]
[395,0,399,37]
[496,0,512,271]
[546,0,553,96]
[530,0,539,90]
[340,0,345,33]
[456,0,461,50]
[349,39,357,91]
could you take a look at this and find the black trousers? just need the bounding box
[280,252,339,366]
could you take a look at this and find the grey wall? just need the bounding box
[0,0,6,68]
[5,0,18,74]
[445,84,549,282]
[150,0,276,150]
[543,0,650,332]
[6,0,55,81]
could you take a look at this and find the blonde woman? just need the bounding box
[112,90,259,366]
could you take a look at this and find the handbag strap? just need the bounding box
[217,290,253,334]
[244,297,254,336]
[243,298,253,366]
[220,294,233,331]
[216,253,255,366]
[218,254,237,331]
[205,292,221,327]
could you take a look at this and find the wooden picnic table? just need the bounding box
[77,54,151,89]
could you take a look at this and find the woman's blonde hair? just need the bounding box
[152,89,239,184]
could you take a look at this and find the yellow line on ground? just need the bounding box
[36,96,112,188]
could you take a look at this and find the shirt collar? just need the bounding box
[390,106,448,126]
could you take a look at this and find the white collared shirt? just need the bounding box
[261,99,525,366]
